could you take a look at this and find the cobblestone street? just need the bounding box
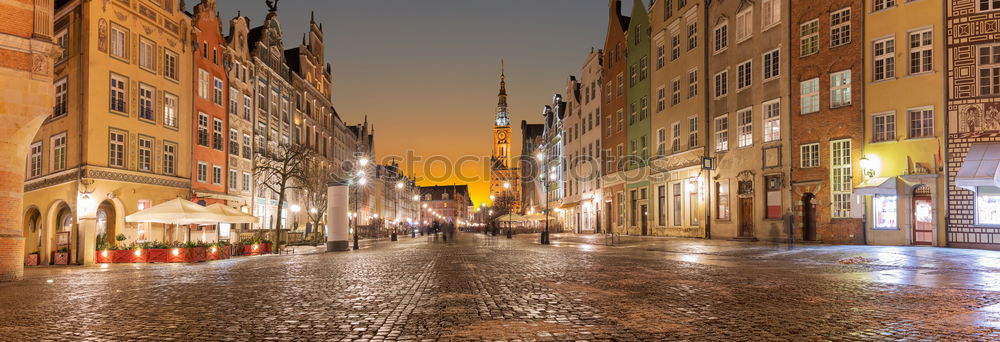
[2,233,1000,341]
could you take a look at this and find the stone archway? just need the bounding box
[0,2,58,281]
[22,208,42,256]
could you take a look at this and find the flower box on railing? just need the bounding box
[96,250,113,264]
[129,249,149,263]
[188,247,207,262]
[147,249,170,263]
[25,254,40,266]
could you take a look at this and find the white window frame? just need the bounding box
[656,86,666,112]
[28,142,42,178]
[688,115,698,148]
[139,37,155,71]
[197,162,208,183]
[763,49,780,81]
[671,122,681,153]
[213,118,224,151]
[979,44,1000,96]
[714,70,728,98]
[242,172,251,192]
[137,137,152,172]
[800,19,819,57]
[138,84,155,121]
[874,37,896,82]
[163,143,176,176]
[714,115,729,152]
[671,78,681,106]
[800,78,819,114]
[735,8,753,43]
[763,99,780,142]
[874,0,896,12]
[229,169,239,190]
[656,127,666,156]
[51,133,67,171]
[164,49,178,81]
[830,70,852,108]
[688,68,698,98]
[54,77,68,118]
[213,77,224,106]
[110,74,128,113]
[198,69,210,99]
[197,113,209,147]
[737,107,753,148]
[873,111,896,142]
[800,143,819,168]
[164,93,178,129]
[109,130,126,168]
[907,107,934,139]
[830,139,852,218]
[908,28,933,75]
[830,8,851,48]
[737,60,752,90]
[761,0,780,30]
[212,165,223,185]
[713,21,728,54]
[110,25,128,60]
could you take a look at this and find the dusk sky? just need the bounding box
[210,0,639,206]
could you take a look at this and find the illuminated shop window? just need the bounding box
[976,190,1000,225]
[873,195,897,229]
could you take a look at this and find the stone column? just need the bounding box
[326,185,349,251]
[0,1,57,281]
[77,217,97,265]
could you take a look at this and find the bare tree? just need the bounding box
[302,156,329,242]
[254,143,312,247]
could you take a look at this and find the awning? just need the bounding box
[495,213,529,222]
[956,143,1000,191]
[854,177,897,196]
[193,191,247,202]
[559,201,580,209]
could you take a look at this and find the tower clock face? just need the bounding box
[497,132,507,143]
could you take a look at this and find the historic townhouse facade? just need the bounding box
[708,0,792,241]
[519,120,546,215]
[561,76,583,232]
[648,0,708,238]
[601,0,631,235]
[860,0,945,246]
[542,94,567,231]
[191,0,229,222]
[223,14,256,220]
[789,0,865,244]
[247,6,294,231]
[22,0,193,265]
[624,0,652,236]
[947,0,1000,250]
[284,13,335,232]
[578,50,604,233]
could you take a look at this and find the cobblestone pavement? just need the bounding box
[2,233,1000,341]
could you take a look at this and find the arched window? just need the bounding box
[96,209,108,236]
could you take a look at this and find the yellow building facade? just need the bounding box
[22,0,193,265]
[859,0,946,246]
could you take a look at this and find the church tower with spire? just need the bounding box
[490,61,520,212]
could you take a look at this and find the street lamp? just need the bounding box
[352,157,367,250]
[539,156,551,245]
[503,182,512,238]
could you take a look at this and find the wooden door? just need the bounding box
[913,196,933,245]
[738,198,754,238]
[640,204,648,236]
[802,194,817,241]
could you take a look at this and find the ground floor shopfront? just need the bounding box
[21,167,191,265]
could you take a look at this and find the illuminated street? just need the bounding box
[1,234,999,341]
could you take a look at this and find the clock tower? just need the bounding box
[490,61,520,212]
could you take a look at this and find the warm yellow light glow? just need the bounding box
[134,249,142,256]
[172,248,180,256]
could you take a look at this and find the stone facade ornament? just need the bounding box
[98,19,108,53]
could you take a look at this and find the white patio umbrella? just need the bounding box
[496,213,529,222]
[205,203,259,224]
[125,198,224,243]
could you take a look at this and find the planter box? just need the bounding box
[166,248,188,263]
[261,243,272,254]
[96,250,113,264]
[25,254,39,266]
[244,244,260,256]
[147,249,171,263]
[206,246,228,260]
[129,249,149,263]
[53,252,69,265]
[189,247,207,262]
[111,250,132,263]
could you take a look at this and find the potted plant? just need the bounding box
[53,247,69,265]
[115,233,127,248]
[25,251,40,266]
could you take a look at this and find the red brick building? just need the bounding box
[191,0,228,206]
[789,0,864,243]
[600,0,630,234]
